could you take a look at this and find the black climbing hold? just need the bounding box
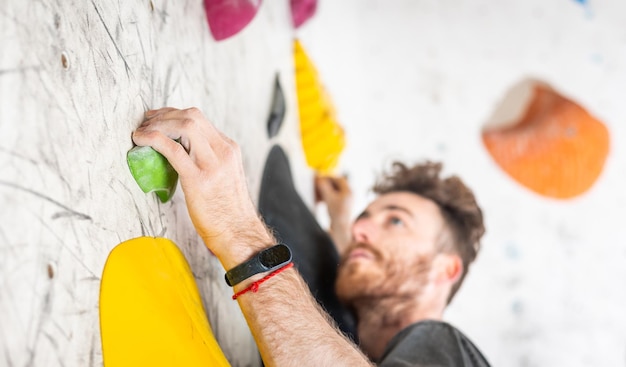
[267,75,286,139]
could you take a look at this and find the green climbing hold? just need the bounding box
[127,146,178,203]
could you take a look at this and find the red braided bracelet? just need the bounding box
[232,262,294,300]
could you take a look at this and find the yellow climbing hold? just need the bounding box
[294,39,345,174]
[99,237,231,367]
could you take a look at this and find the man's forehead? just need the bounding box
[366,191,441,216]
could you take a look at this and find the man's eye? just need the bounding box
[389,217,403,226]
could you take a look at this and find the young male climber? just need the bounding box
[132,106,491,366]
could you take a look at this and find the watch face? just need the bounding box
[259,244,291,268]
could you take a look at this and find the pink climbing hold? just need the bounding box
[291,0,317,28]
[204,0,262,41]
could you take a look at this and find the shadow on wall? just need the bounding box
[482,78,610,200]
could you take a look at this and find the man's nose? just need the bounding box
[352,217,376,244]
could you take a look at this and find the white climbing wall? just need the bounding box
[0,1,300,366]
[299,1,626,366]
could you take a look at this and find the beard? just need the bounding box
[335,243,433,308]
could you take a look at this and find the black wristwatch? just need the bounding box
[225,244,292,287]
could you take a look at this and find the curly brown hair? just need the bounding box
[372,161,485,304]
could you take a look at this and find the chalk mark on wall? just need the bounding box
[0,147,39,166]
[0,66,41,76]
[0,181,92,221]
[87,47,112,129]
[115,179,151,236]
[23,282,54,367]
[90,0,133,78]
[35,216,99,279]
[163,64,175,106]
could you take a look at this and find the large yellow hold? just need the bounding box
[294,39,346,174]
[99,237,231,367]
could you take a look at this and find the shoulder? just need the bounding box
[378,320,490,367]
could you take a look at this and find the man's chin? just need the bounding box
[335,266,381,305]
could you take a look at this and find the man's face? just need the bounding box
[335,192,447,305]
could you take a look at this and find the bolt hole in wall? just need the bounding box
[61,52,69,69]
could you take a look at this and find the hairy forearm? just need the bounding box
[217,226,371,367]
[132,108,368,365]
[235,266,372,367]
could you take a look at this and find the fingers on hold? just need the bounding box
[150,107,197,124]
[314,184,322,203]
[176,107,226,142]
[178,136,191,153]
[315,176,334,195]
[335,177,351,192]
[314,175,322,188]
[220,140,242,165]
[168,107,205,129]
[217,129,237,147]
[132,127,156,146]
[166,139,197,174]
[180,118,196,131]
[313,175,324,187]
[145,107,176,118]
[142,130,196,176]
[183,107,203,119]
[140,111,166,129]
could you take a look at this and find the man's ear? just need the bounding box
[433,253,463,285]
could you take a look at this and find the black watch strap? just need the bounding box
[225,244,292,287]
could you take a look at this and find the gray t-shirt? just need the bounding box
[378,320,491,367]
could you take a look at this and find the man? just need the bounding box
[315,165,489,365]
[133,107,490,366]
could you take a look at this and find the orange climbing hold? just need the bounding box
[294,39,345,174]
[482,84,610,199]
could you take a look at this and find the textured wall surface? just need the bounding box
[0,1,300,366]
[2,0,626,367]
